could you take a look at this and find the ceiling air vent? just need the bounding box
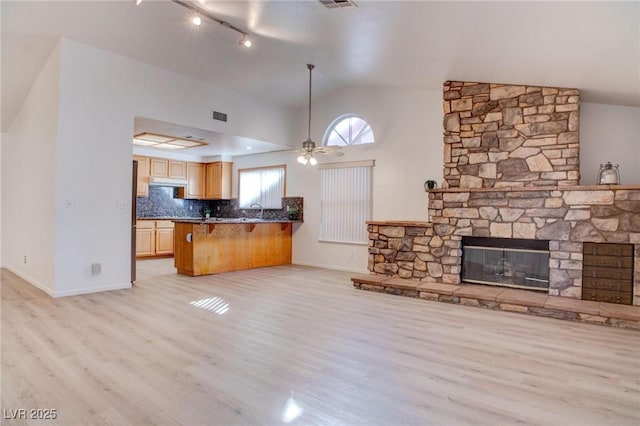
[213,111,228,122]
[319,0,357,9]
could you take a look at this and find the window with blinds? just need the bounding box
[320,161,374,244]
[238,165,286,209]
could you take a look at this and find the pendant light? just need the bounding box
[297,64,318,166]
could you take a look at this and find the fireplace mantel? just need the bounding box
[429,184,640,193]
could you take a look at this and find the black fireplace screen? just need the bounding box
[461,237,550,291]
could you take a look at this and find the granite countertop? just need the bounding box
[172,218,301,224]
[137,217,202,220]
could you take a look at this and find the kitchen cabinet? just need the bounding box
[184,162,205,199]
[205,161,232,199]
[150,158,168,177]
[155,220,175,255]
[135,155,228,200]
[136,220,175,258]
[133,155,150,197]
[150,158,187,179]
[136,220,155,257]
[168,160,187,179]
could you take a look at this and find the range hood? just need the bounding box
[148,176,187,187]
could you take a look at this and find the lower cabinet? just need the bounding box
[155,221,175,255]
[136,220,174,258]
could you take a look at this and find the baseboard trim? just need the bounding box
[292,260,368,275]
[3,267,132,298]
[4,266,54,297]
[53,282,132,298]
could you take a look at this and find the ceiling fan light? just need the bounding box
[297,155,308,165]
[309,156,318,166]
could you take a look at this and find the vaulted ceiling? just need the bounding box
[2,0,639,132]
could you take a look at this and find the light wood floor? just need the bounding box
[2,259,639,425]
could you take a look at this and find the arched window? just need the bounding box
[323,115,375,147]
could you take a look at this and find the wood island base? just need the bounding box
[174,221,293,276]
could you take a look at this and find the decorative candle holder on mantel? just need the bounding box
[597,162,620,185]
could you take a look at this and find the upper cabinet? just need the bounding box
[133,155,150,197]
[185,162,206,199]
[168,160,187,179]
[150,158,186,179]
[134,155,231,200]
[205,162,232,200]
[150,158,168,177]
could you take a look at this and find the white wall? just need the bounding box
[580,102,640,185]
[3,39,295,297]
[1,44,61,294]
[233,86,443,273]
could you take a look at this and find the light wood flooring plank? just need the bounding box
[2,259,639,425]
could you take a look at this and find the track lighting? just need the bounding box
[239,34,252,48]
[171,0,253,48]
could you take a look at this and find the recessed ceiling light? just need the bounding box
[192,15,202,26]
[246,146,253,150]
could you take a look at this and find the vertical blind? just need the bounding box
[320,164,372,244]
[238,166,285,209]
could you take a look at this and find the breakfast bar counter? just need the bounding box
[173,219,295,276]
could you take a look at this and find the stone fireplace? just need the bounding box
[367,80,640,306]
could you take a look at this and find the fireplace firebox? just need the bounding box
[461,237,550,291]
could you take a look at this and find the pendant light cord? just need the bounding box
[307,64,314,142]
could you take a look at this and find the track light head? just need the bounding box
[239,35,252,48]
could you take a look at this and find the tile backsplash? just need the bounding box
[137,186,213,218]
[137,186,303,221]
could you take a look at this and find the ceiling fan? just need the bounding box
[297,64,343,166]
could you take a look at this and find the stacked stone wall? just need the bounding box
[368,187,640,305]
[443,81,580,189]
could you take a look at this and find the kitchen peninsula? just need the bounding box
[173,219,296,276]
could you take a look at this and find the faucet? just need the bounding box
[250,203,264,219]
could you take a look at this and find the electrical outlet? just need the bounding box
[189,205,193,211]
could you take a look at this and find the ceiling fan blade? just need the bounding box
[315,145,342,152]
[317,150,345,157]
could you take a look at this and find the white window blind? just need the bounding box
[320,162,373,244]
[238,166,285,209]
